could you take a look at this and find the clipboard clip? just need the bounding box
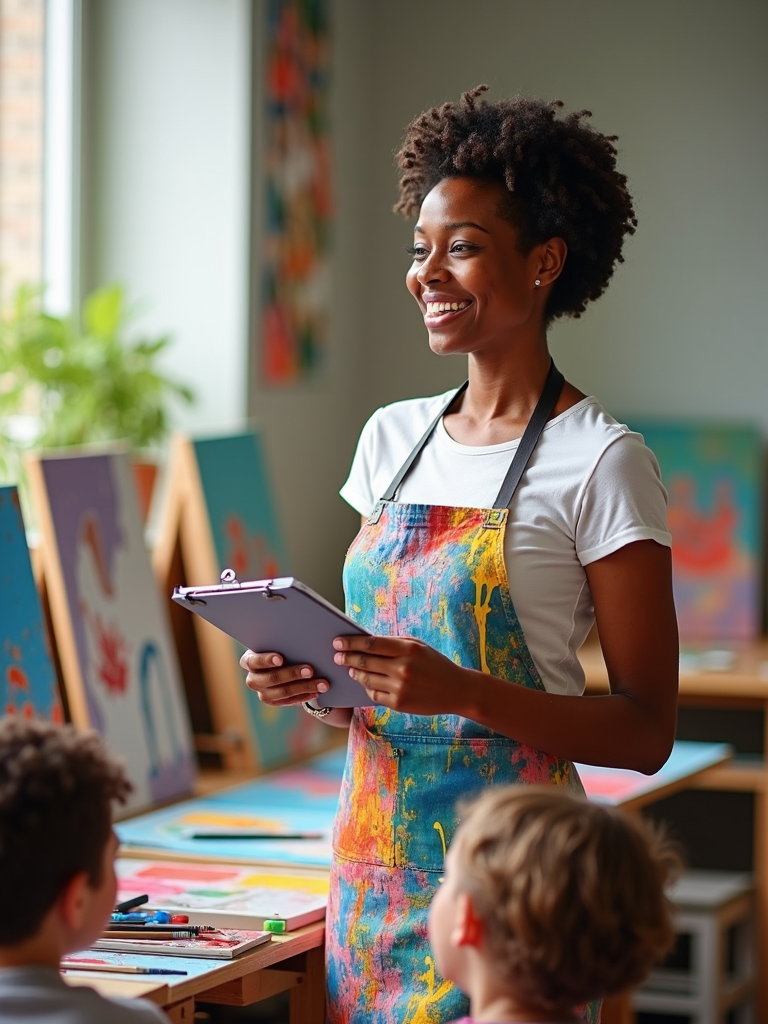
[262,580,286,601]
[220,568,240,587]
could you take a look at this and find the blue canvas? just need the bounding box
[0,485,62,721]
[192,432,325,768]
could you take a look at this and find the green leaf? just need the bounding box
[83,285,124,339]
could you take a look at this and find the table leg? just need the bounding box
[754,786,767,1023]
[601,991,633,1024]
[164,996,195,1022]
[289,945,325,1024]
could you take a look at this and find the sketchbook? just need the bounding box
[93,929,271,959]
[115,857,329,931]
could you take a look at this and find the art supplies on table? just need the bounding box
[116,746,344,868]
[115,856,329,931]
[0,485,63,721]
[153,431,329,771]
[26,449,196,813]
[93,928,271,959]
[173,574,376,707]
[629,420,763,642]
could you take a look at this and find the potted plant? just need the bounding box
[0,283,194,519]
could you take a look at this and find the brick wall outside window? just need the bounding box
[0,0,45,299]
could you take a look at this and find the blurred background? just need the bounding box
[1,0,765,606]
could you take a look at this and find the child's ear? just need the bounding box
[58,871,91,932]
[451,892,484,949]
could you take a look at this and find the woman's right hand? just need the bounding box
[239,650,330,707]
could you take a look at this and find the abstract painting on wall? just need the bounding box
[154,431,328,773]
[631,421,763,642]
[0,484,62,721]
[27,451,196,812]
[260,0,332,384]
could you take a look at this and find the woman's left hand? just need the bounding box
[333,635,467,716]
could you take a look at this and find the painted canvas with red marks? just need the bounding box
[0,485,62,721]
[192,432,325,767]
[36,452,196,811]
[631,422,763,641]
[261,0,332,383]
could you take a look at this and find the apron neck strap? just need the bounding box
[380,380,469,503]
[379,362,564,509]
[492,361,564,509]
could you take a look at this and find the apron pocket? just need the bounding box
[333,716,399,868]
[392,734,518,872]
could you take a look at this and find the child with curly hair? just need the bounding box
[0,716,168,1023]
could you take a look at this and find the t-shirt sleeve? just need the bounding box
[575,431,672,565]
[339,408,382,517]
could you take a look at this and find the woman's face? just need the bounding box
[406,176,545,358]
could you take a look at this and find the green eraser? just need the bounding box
[264,919,286,933]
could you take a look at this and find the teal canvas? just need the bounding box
[0,485,62,720]
[192,432,325,767]
[630,421,763,642]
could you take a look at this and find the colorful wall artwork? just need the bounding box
[28,452,196,812]
[261,0,332,384]
[0,485,62,721]
[631,421,764,642]
[155,432,328,772]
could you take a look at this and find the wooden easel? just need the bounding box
[153,432,330,774]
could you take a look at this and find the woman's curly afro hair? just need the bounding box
[394,85,637,321]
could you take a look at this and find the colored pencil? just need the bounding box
[61,962,188,975]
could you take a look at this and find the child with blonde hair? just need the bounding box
[429,785,681,1023]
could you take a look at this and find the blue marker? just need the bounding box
[110,910,171,924]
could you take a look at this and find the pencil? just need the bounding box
[100,930,198,940]
[61,962,188,975]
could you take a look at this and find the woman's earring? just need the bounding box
[534,279,541,287]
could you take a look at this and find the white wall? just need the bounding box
[80,0,251,435]
[363,0,768,429]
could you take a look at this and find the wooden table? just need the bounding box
[63,919,326,1024]
[581,639,768,1023]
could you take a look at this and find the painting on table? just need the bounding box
[154,431,328,772]
[27,450,196,812]
[631,421,763,641]
[0,484,62,721]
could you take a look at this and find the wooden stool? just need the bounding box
[632,871,755,1024]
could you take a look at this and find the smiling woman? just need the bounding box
[241,86,678,1024]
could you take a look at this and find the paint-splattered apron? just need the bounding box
[327,365,593,1024]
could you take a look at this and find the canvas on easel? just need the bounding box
[153,431,328,773]
[26,449,197,813]
[0,484,63,721]
[630,421,763,642]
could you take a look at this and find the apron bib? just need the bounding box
[326,366,596,1024]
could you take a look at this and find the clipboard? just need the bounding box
[172,574,379,708]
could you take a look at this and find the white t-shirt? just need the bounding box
[340,392,671,697]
